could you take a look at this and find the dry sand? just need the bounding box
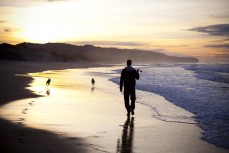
[0,61,228,153]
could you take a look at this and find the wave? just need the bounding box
[111,64,229,149]
[185,64,229,84]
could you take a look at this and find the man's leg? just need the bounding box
[130,88,136,115]
[124,90,130,115]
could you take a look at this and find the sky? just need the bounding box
[0,0,229,63]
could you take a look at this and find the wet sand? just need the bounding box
[0,61,228,153]
[0,61,94,153]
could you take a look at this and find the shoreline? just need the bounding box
[0,61,228,153]
[0,61,97,106]
[0,61,95,153]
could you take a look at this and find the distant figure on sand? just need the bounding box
[120,59,140,116]
[46,78,51,86]
[91,78,95,86]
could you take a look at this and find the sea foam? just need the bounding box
[111,64,229,149]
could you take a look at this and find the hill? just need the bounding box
[0,42,199,63]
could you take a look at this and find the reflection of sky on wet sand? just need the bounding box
[0,66,136,152]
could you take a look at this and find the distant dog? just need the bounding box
[91,78,95,86]
[46,78,51,86]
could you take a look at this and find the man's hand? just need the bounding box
[137,69,142,73]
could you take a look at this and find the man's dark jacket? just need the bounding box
[120,66,139,91]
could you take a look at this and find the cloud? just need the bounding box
[204,52,229,61]
[0,0,65,8]
[212,54,229,58]
[70,41,145,47]
[210,14,229,19]
[205,44,229,48]
[188,24,229,37]
[99,41,144,47]
[47,0,66,2]
[4,28,11,32]
[2,27,18,33]
[48,0,65,1]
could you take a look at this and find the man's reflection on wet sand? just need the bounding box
[117,116,134,153]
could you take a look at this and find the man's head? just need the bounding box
[127,59,132,66]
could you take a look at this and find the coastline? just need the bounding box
[0,61,228,153]
[0,61,94,153]
[0,61,95,106]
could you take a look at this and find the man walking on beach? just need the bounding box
[120,59,140,116]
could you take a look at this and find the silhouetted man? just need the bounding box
[120,59,140,116]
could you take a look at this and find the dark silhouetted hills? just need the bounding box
[0,42,199,63]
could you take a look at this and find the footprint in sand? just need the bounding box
[22,108,28,114]
[18,122,25,126]
[18,118,25,121]
[28,100,35,105]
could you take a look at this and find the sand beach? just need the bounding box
[0,61,228,153]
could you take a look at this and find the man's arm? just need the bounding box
[120,70,124,92]
[135,70,140,80]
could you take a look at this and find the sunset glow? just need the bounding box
[0,0,229,62]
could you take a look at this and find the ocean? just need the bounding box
[111,64,229,149]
